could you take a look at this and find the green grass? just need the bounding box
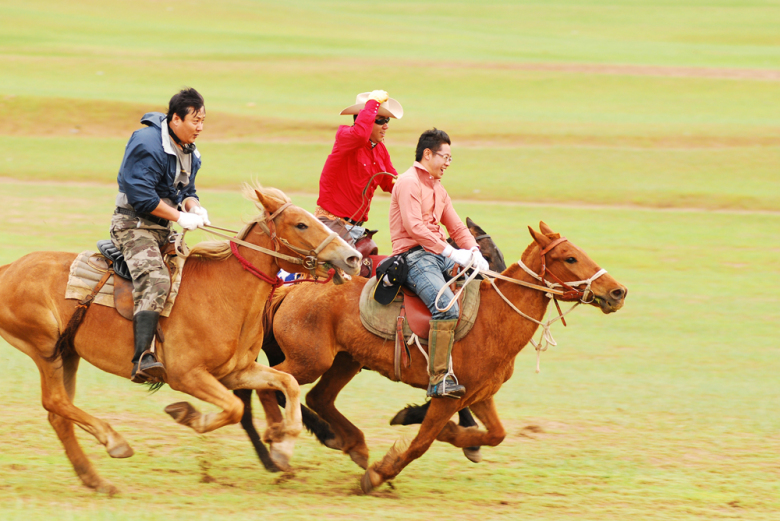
[0,181,778,520]
[1,0,780,518]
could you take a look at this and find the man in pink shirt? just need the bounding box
[389,129,489,399]
[315,90,402,245]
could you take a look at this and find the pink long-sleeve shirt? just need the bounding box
[389,162,477,255]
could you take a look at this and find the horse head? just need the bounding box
[245,185,362,279]
[466,217,506,272]
[528,221,627,314]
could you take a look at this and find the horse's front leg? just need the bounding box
[435,396,507,449]
[361,397,463,493]
[220,363,303,471]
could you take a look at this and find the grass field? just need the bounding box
[1,1,779,520]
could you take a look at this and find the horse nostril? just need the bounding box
[347,256,360,267]
[610,288,625,300]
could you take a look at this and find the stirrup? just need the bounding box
[131,349,166,384]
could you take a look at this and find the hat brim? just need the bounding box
[372,279,403,305]
[340,97,404,119]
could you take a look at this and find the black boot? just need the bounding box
[131,310,166,383]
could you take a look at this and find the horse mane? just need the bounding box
[188,182,292,261]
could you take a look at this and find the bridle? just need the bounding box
[198,202,342,298]
[434,235,608,372]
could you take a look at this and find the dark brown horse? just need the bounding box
[236,217,507,471]
[255,222,627,491]
[0,184,360,494]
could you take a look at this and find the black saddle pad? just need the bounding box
[96,240,131,280]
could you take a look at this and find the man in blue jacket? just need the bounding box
[111,88,209,383]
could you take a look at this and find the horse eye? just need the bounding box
[296,223,308,230]
[565,257,577,264]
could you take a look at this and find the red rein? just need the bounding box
[229,241,335,301]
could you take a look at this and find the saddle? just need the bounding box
[359,255,481,342]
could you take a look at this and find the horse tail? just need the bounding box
[44,302,87,363]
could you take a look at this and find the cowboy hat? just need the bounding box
[340,92,404,119]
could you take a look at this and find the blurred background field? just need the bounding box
[0,1,779,520]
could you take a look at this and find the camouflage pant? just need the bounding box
[110,213,173,314]
[317,216,365,246]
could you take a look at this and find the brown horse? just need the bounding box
[256,222,627,492]
[236,216,507,471]
[0,184,360,494]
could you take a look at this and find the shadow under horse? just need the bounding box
[235,217,507,471]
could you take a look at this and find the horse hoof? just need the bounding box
[389,409,408,426]
[463,447,482,463]
[360,468,381,494]
[107,442,134,459]
[95,481,119,496]
[164,402,199,425]
[269,450,291,472]
[323,433,343,451]
[106,432,134,459]
[349,450,368,470]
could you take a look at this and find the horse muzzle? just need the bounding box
[592,286,627,314]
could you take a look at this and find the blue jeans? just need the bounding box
[404,249,459,321]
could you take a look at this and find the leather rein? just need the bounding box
[199,202,340,297]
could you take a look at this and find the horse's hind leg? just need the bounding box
[305,352,367,469]
[35,354,133,460]
[46,354,120,494]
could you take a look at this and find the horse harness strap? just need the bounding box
[393,305,411,381]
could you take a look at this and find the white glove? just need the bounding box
[176,211,204,230]
[367,90,389,104]
[443,244,474,268]
[189,205,211,225]
[470,247,490,272]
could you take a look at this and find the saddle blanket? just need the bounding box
[65,251,185,318]
[359,276,481,344]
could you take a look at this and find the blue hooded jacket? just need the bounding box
[117,112,201,215]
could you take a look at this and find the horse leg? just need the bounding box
[305,352,368,468]
[435,397,507,450]
[390,402,482,463]
[46,353,121,494]
[219,363,303,471]
[34,354,133,461]
[234,388,280,472]
[361,397,463,493]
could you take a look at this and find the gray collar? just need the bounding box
[160,118,201,159]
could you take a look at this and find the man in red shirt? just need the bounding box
[315,90,403,245]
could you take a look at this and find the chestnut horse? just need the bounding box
[0,184,360,494]
[256,222,627,492]
[236,216,507,471]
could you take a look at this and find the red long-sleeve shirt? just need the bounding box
[317,100,397,223]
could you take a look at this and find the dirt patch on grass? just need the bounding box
[4,94,779,149]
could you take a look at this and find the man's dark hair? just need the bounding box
[415,128,451,162]
[167,88,205,122]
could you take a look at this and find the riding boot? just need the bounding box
[426,319,465,399]
[130,310,166,383]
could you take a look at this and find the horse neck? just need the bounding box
[198,223,280,315]
[481,242,550,359]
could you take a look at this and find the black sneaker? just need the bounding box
[426,376,466,399]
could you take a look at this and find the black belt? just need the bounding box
[114,207,170,227]
[343,216,364,226]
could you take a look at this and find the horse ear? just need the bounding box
[528,226,551,248]
[539,221,555,235]
[466,217,485,235]
[254,189,282,215]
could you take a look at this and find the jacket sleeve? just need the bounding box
[440,194,477,251]
[120,143,164,214]
[396,178,450,254]
[378,154,398,194]
[333,100,379,152]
